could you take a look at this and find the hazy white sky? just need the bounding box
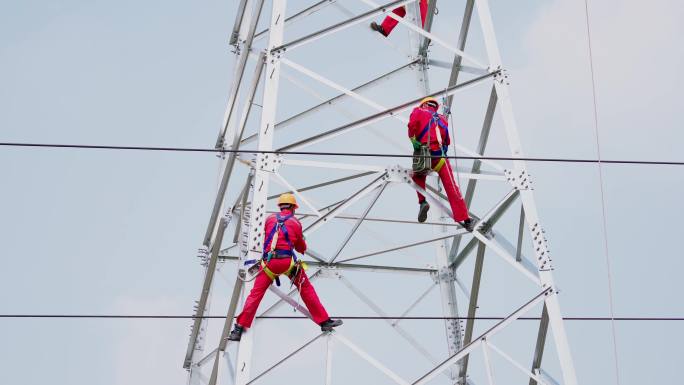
[1,1,683,384]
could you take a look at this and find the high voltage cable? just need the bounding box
[1,314,683,321]
[1,142,683,166]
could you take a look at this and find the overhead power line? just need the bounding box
[1,142,683,166]
[1,314,683,321]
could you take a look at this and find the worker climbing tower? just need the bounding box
[184,1,579,385]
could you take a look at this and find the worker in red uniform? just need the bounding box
[228,193,342,341]
[370,0,428,37]
[408,97,474,231]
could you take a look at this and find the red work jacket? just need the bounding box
[407,105,450,152]
[263,209,307,253]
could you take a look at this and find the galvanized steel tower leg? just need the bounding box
[473,0,578,384]
[233,1,287,384]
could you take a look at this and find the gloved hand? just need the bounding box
[410,137,422,151]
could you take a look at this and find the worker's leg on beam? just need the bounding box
[435,158,469,222]
[291,267,330,325]
[380,6,407,36]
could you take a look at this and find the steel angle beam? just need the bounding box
[253,0,337,41]
[271,0,417,53]
[450,187,519,269]
[411,288,552,385]
[216,0,266,149]
[457,241,486,383]
[338,228,469,263]
[241,60,417,145]
[529,304,550,385]
[204,54,265,246]
[278,70,498,152]
[185,214,231,369]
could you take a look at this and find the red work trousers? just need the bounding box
[381,0,428,36]
[236,258,329,328]
[412,157,470,222]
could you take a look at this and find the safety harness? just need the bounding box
[246,213,307,286]
[414,111,449,173]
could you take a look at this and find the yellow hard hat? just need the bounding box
[419,97,439,108]
[277,193,299,209]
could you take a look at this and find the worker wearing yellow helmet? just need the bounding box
[228,193,342,341]
[408,97,474,231]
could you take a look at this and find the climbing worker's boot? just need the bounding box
[370,21,386,36]
[417,201,430,223]
[320,318,343,332]
[227,324,244,341]
[461,218,475,232]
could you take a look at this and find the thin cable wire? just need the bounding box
[1,142,684,166]
[1,314,683,320]
[583,1,621,384]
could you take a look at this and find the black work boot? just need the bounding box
[227,324,244,341]
[461,218,475,232]
[320,318,343,332]
[417,201,430,223]
[370,21,386,36]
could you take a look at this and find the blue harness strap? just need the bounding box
[261,213,298,286]
[416,112,449,143]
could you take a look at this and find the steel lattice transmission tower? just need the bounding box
[183,1,579,385]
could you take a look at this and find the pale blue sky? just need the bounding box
[1,1,683,384]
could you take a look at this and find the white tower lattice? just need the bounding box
[184,1,579,385]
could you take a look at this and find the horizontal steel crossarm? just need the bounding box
[241,61,417,146]
[471,231,540,285]
[246,333,325,385]
[358,0,486,68]
[217,255,438,275]
[281,58,408,124]
[271,0,417,53]
[411,287,552,385]
[334,332,411,385]
[253,0,336,41]
[338,228,469,263]
[267,171,375,200]
[339,275,443,368]
[279,71,499,152]
[294,212,462,227]
[486,341,550,385]
[427,59,487,75]
[450,187,519,269]
[304,173,387,236]
[282,158,387,172]
[184,215,230,369]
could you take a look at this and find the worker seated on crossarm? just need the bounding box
[370,0,428,37]
[408,97,474,231]
[228,193,343,341]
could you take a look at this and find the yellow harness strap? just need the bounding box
[432,158,446,173]
[260,257,299,281]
